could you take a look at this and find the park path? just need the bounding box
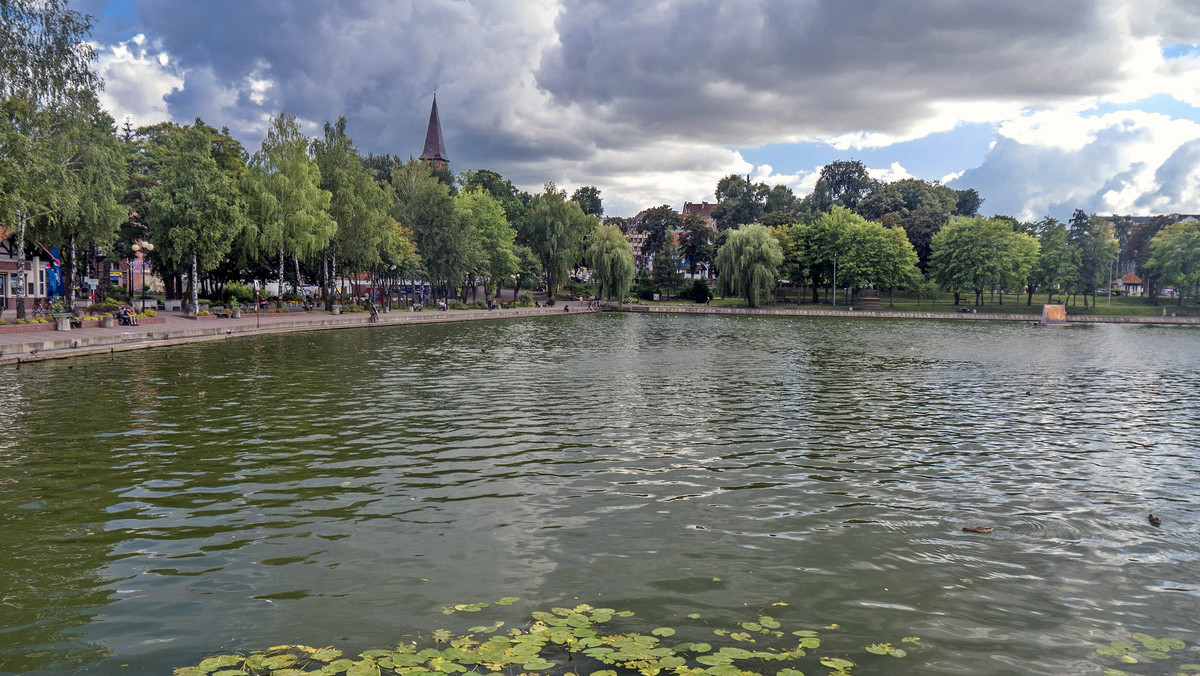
[0,303,594,365]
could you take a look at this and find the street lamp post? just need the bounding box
[131,240,154,311]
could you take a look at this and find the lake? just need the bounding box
[1,313,1197,675]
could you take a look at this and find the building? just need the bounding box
[1,228,49,312]
[1116,272,1143,297]
[419,95,449,169]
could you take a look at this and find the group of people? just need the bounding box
[116,305,139,325]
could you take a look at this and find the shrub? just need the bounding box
[226,281,255,303]
[105,286,130,303]
[517,292,534,307]
[634,273,656,300]
[468,300,487,309]
[448,301,469,310]
[138,308,157,318]
[684,279,711,303]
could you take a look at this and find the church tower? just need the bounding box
[419,94,449,169]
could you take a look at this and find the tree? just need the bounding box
[715,224,783,307]
[711,174,766,231]
[1125,216,1173,300]
[244,112,334,303]
[456,187,517,301]
[679,214,715,275]
[764,184,798,215]
[586,224,635,301]
[143,119,248,314]
[461,169,527,225]
[652,244,685,298]
[570,185,603,217]
[1067,209,1118,308]
[511,245,541,301]
[523,183,595,298]
[1027,218,1079,304]
[858,178,959,271]
[638,205,681,263]
[1146,221,1200,306]
[392,159,466,302]
[930,216,1038,306]
[312,116,393,309]
[1,0,100,318]
[44,92,125,310]
[816,160,876,211]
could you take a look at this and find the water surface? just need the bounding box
[1,314,1197,674]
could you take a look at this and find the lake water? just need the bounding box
[1,313,1197,675]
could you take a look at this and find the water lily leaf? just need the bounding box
[495,597,518,606]
[522,659,554,671]
[729,632,752,642]
[888,648,907,658]
[819,657,854,670]
[901,637,920,644]
[652,627,676,637]
[798,638,820,650]
[173,669,206,676]
[1141,650,1170,660]
[1102,670,1130,676]
[261,654,297,670]
[741,622,761,632]
[696,655,733,666]
[777,670,805,676]
[1118,655,1138,664]
[346,663,379,676]
[616,611,636,617]
[590,671,617,676]
[312,648,342,661]
[659,656,686,669]
[200,655,244,670]
[716,647,752,660]
[702,666,741,676]
[1180,665,1200,672]
[865,644,889,655]
[824,624,840,630]
[432,630,453,643]
[759,617,780,629]
[270,669,306,676]
[690,643,712,653]
[212,670,247,676]
[792,630,818,638]
[687,613,702,620]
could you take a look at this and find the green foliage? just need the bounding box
[680,214,716,274]
[683,278,711,303]
[523,183,595,297]
[930,216,1040,305]
[314,116,394,276]
[226,281,255,303]
[712,174,767,231]
[638,205,681,259]
[716,224,784,307]
[174,600,917,676]
[393,160,466,299]
[457,186,518,290]
[571,185,604,217]
[517,292,534,307]
[586,224,635,301]
[1146,220,1200,303]
[1095,632,1194,673]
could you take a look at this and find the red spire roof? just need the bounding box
[419,95,448,167]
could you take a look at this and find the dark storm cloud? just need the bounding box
[536,0,1124,142]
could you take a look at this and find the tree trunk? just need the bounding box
[953,291,961,306]
[15,210,28,320]
[277,247,285,308]
[65,234,77,311]
[189,249,200,315]
[293,252,301,297]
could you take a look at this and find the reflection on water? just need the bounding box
[1,315,1198,675]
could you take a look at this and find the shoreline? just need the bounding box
[3,302,1196,365]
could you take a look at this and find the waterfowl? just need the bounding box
[962,526,993,534]
[1148,514,1162,527]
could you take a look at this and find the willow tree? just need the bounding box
[144,120,247,314]
[716,224,783,307]
[45,93,126,310]
[0,0,99,318]
[313,116,392,308]
[587,224,635,301]
[244,112,334,302]
[523,183,595,297]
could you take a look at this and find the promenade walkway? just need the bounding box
[0,304,593,365]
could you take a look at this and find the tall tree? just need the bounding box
[816,159,877,211]
[456,187,517,301]
[1146,220,1200,307]
[711,174,766,231]
[638,205,681,263]
[930,216,1038,306]
[392,159,466,302]
[244,112,334,302]
[1,0,100,318]
[859,178,959,271]
[570,185,604,217]
[522,183,595,298]
[679,214,715,275]
[715,224,783,307]
[45,92,125,310]
[313,116,392,308]
[587,224,635,301]
[1067,209,1118,308]
[461,168,528,225]
[1027,218,1079,304]
[143,120,247,314]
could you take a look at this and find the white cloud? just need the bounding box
[93,34,183,129]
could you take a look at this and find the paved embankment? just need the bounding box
[620,303,1200,326]
[0,305,595,365]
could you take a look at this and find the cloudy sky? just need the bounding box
[78,0,1200,220]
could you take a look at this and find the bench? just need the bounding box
[52,312,82,330]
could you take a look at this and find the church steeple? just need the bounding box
[419,94,448,169]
